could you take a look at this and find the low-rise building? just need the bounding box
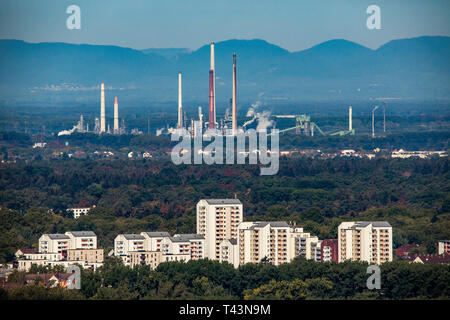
[66,248,104,267]
[67,207,94,219]
[219,239,239,268]
[410,254,450,264]
[128,251,162,269]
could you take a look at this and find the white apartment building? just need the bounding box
[66,231,97,250]
[15,250,62,262]
[238,221,291,266]
[197,199,243,260]
[39,231,98,256]
[290,227,322,262]
[219,239,239,268]
[114,234,146,264]
[140,232,171,251]
[114,232,205,265]
[338,221,393,264]
[39,234,71,256]
[160,234,205,260]
[67,207,93,219]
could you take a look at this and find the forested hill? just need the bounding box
[0,36,449,101]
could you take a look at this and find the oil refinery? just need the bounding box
[56,41,388,139]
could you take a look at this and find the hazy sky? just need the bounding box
[0,0,449,51]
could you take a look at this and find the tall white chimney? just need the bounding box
[349,105,352,131]
[114,97,119,134]
[198,106,203,123]
[178,72,183,128]
[210,42,216,124]
[100,83,105,133]
[232,53,237,135]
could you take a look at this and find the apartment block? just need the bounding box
[67,207,93,219]
[196,199,243,260]
[114,234,146,264]
[66,231,97,250]
[160,234,205,260]
[66,248,104,266]
[338,221,393,264]
[39,234,71,257]
[140,232,171,251]
[238,221,291,266]
[219,239,239,268]
[129,251,162,269]
[290,227,322,262]
[20,231,103,271]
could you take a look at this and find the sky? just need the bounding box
[0,0,449,52]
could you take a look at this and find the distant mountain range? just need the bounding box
[0,36,449,102]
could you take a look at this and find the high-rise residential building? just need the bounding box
[438,240,450,255]
[289,227,322,262]
[338,221,393,264]
[196,199,243,260]
[238,221,291,266]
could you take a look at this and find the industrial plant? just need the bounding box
[56,41,389,140]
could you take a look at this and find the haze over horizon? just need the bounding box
[0,0,449,52]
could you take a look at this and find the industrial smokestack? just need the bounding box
[210,42,216,126]
[232,53,237,135]
[209,69,215,129]
[100,83,105,133]
[178,72,183,128]
[349,106,352,131]
[114,97,119,134]
[198,106,203,123]
[372,105,379,138]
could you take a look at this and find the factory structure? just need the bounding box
[170,42,240,137]
[169,41,365,138]
[58,83,129,137]
[56,41,387,139]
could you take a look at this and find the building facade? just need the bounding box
[338,221,393,264]
[219,239,239,268]
[196,199,243,260]
[238,221,291,266]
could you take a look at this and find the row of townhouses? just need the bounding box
[14,199,394,272]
